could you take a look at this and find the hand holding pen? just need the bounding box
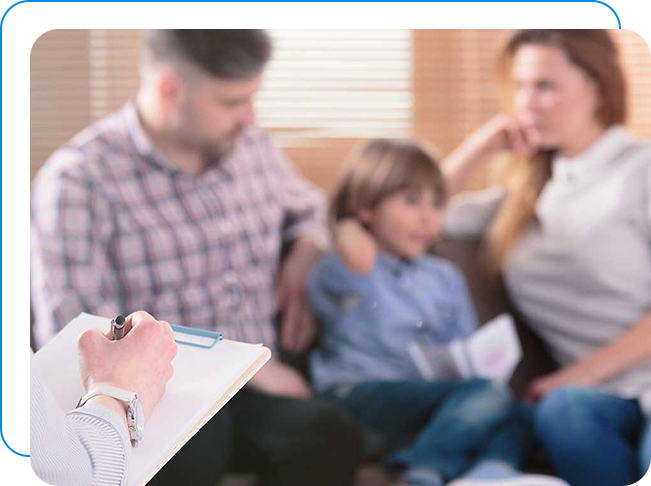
[78,311,178,420]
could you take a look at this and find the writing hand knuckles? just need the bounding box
[77,331,93,351]
[78,329,102,350]
[138,319,164,340]
[167,340,178,360]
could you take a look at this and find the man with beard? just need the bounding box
[31,29,363,486]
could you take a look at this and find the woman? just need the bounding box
[442,29,651,486]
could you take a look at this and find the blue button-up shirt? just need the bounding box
[308,251,478,392]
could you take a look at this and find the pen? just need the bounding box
[111,315,126,340]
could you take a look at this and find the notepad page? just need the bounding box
[465,313,522,384]
[33,313,271,486]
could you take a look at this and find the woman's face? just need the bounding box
[512,44,604,155]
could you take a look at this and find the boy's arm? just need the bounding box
[334,219,377,275]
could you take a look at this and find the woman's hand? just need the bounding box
[468,114,534,157]
[525,364,598,403]
[526,312,651,403]
[443,114,535,194]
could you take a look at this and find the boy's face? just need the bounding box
[360,186,443,260]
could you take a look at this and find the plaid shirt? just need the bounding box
[31,102,327,351]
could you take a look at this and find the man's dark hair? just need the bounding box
[144,29,272,79]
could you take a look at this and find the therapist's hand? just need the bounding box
[77,311,178,421]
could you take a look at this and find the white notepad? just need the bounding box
[32,312,271,486]
[408,313,522,384]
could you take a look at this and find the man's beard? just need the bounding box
[202,132,242,161]
[200,139,231,161]
[180,125,245,163]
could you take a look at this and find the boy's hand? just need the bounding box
[335,219,377,275]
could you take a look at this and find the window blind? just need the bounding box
[30,29,651,192]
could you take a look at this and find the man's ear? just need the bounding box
[157,70,183,112]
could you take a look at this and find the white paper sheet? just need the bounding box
[409,313,522,384]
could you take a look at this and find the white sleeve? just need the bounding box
[31,353,130,485]
[442,186,506,239]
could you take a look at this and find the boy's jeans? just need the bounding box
[322,378,534,480]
